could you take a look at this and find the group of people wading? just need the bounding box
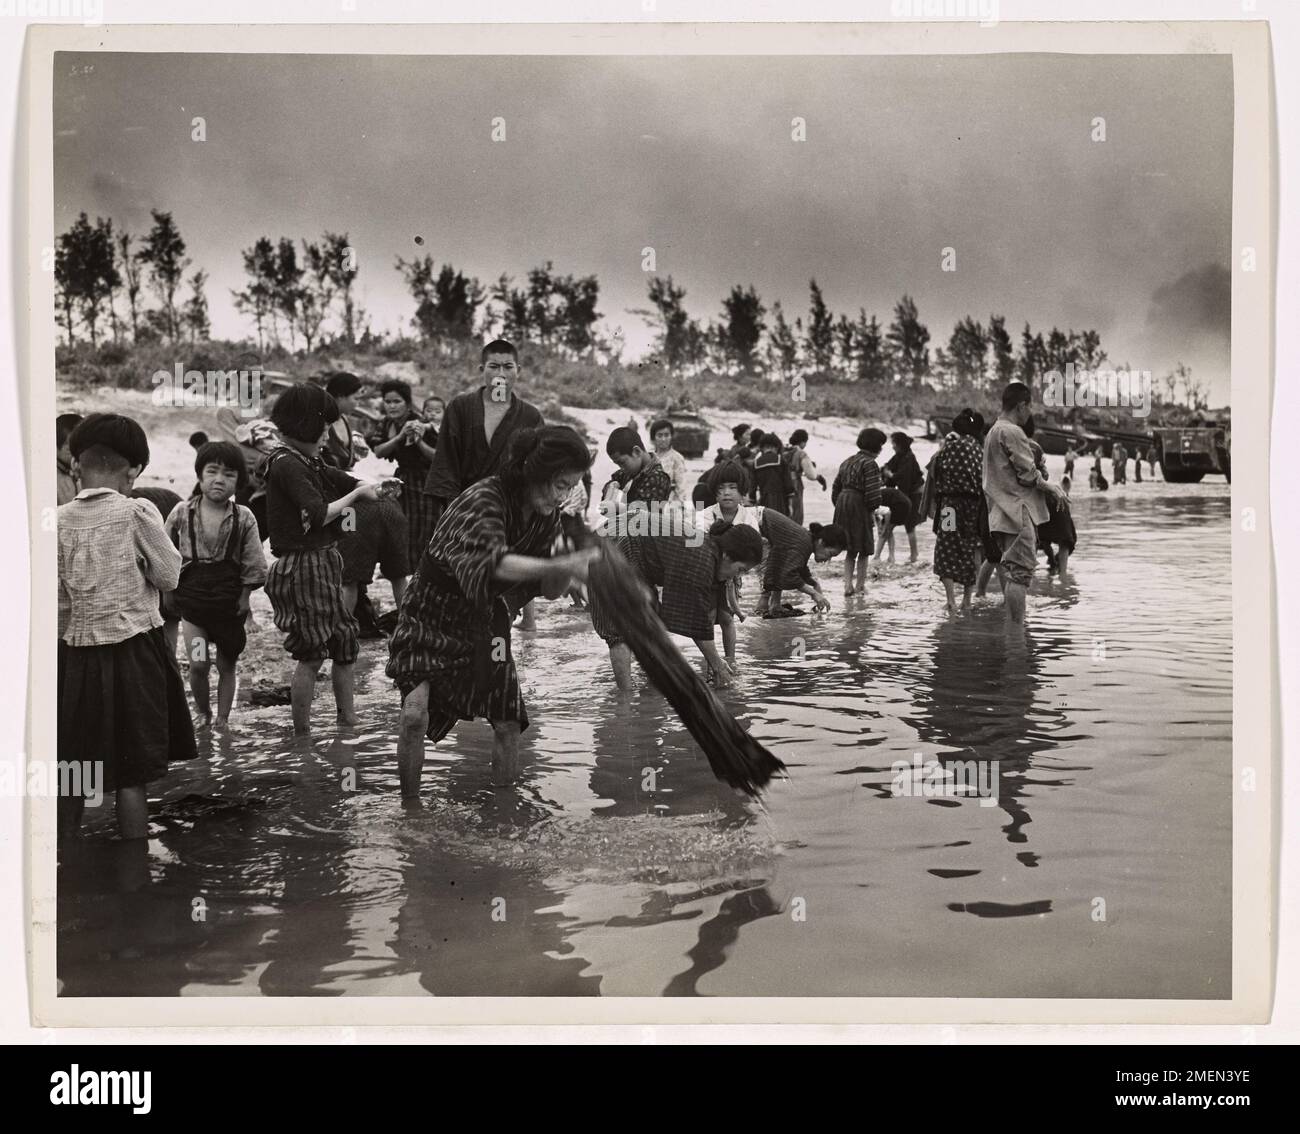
[57,335,1074,836]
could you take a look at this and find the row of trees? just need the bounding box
[55,209,1209,407]
[633,275,1116,394]
[55,209,209,348]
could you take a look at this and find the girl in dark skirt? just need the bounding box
[832,427,886,597]
[388,426,599,794]
[1038,474,1078,576]
[884,432,925,562]
[590,520,764,690]
[929,410,986,616]
[369,379,440,566]
[57,414,197,838]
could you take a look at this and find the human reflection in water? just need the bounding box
[905,615,1076,853]
[663,884,781,995]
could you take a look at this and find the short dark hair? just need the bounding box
[808,522,848,552]
[481,339,519,365]
[712,460,748,488]
[889,431,913,449]
[788,429,809,447]
[708,520,763,565]
[68,413,149,470]
[56,413,83,448]
[324,371,363,399]
[649,418,674,439]
[856,427,887,453]
[732,423,752,442]
[951,409,980,438]
[194,440,249,492]
[271,382,340,443]
[188,431,209,450]
[1001,381,1032,410]
[379,378,413,405]
[500,425,592,495]
[606,426,646,458]
[756,431,780,450]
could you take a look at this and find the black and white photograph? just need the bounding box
[21,17,1275,1019]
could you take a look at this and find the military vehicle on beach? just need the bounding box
[1152,424,1231,483]
[646,399,711,459]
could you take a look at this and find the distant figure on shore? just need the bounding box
[782,429,826,525]
[983,383,1068,624]
[1133,444,1144,483]
[1089,453,1109,491]
[1149,444,1158,477]
[832,427,886,597]
[1063,441,1078,480]
[1111,441,1127,485]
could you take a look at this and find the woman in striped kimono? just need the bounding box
[387,426,598,795]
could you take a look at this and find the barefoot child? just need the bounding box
[57,414,197,839]
[872,486,914,565]
[264,383,389,734]
[832,428,886,596]
[164,441,268,728]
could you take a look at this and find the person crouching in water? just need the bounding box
[57,414,197,839]
[388,427,599,794]
[759,518,844,615]
[832,427,886,596]
[591,519,764,690]
[264,383,391,735]
[163,441,268,729]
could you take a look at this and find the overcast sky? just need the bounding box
[54,51,1233,402]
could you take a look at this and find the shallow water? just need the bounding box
[58,465,1232,998]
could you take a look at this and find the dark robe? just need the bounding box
[421,387,544,504]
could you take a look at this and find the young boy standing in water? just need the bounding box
[164,441,268,729]
[264,383,387,734]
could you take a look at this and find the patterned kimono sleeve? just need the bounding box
[862,458,883,511]
[441,484,512,606]
[659,539,718,641]
[500,511,561,613]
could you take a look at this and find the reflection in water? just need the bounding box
[57,480,1233,998]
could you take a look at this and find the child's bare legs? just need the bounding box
[331,661,358,725]
[182,621,214,724]
[719,610,737,666]
[961,584,973,613]
[886,530,896,563]
[490,720,522,785]
[115,786,149,841]
[398,680,429,797]
[1057,547,1071,579]
[843,554,857,595]
[907,529,919,562]
[855,555,867,594]
[291,659,324,734]
[975,559,995,598]
[215,653,238,724]
[609,642,633,690]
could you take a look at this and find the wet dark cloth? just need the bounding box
[760,509,815,592]
[877,486,915,532]
[753,451,794,516]
[1037,495,1077,552]
[336,496,410,584]
[590,534,724,644]
[265,546,359,664]
[832,452,882,555]
[58,627,197,791]
[386,477,559,741]
[421,389,543,503]
[264,446,358,555]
